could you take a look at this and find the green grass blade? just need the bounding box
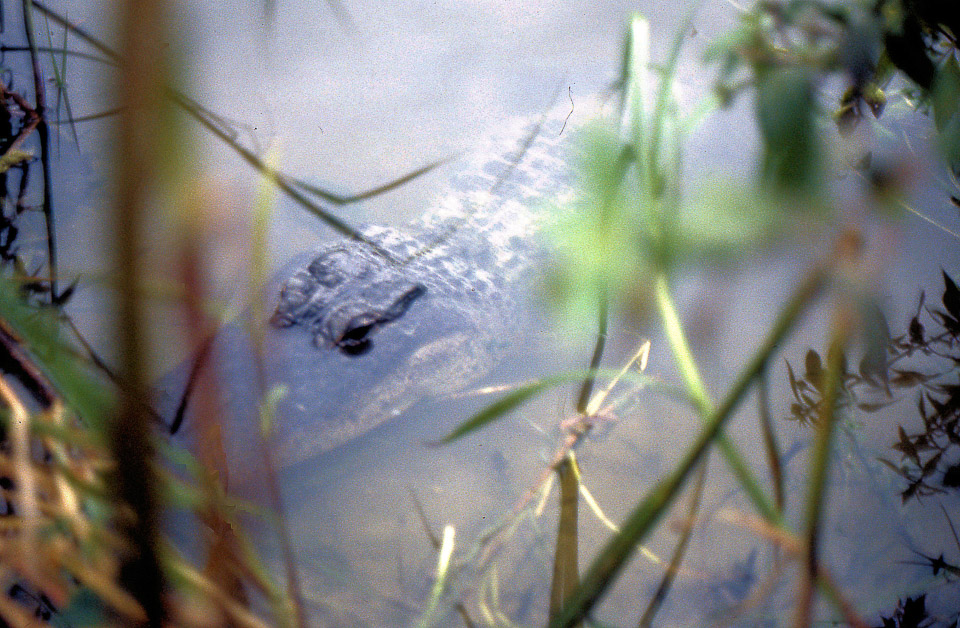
[430,368,658,446]
[794,331,849,626]
[647,3,701,179]
[416,525,457,628]
[549,457,581,625]
[654,273,779,522]
[548,266,827,628]
[620,13,651,159]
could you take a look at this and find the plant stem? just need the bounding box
[793,326,850,628]
[111,0,168,622]
[653,273,779,522]
[549,456,582,626]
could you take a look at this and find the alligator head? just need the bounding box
[269,242,427,355]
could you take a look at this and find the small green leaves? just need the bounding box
[0,276,113,434]
[430,369,655,447]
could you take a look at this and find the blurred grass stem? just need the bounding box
[111,0,169,622]
[793,326,851,627]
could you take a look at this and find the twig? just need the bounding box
[21,0,57,302]
[638,457,708,627]
[0,316,57,407]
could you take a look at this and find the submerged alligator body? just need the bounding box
[175,110,578,467]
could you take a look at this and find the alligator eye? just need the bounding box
[336,314,377,356]
[338,323,374,355]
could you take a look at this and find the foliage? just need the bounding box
[444,2,960,627]
[708,0,960,186]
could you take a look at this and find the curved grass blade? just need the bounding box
[429,367,656,447]
[28,0,418,260]
[170,90,373,246]
[0,45,113,65]
[291,153,457,205]
[54,107,123,124]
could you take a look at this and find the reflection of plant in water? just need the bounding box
[0,85,48,299]
[886,272,960,502]
[875,594,934,628]
[785,271,960,503]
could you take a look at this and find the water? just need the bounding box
[4,0,960,625]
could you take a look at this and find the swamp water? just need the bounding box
[2,0,960,625]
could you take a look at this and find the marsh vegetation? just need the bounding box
[0,1,958,626]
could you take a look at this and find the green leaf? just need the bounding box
[0,277,113,433]
[932,54,960,132]
[755,67,823,194]
[430,377,559,446]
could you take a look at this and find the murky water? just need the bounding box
[4,0,960,626]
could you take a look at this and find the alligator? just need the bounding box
[172,108,578,468]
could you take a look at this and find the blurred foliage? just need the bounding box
[707,0,960,185]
